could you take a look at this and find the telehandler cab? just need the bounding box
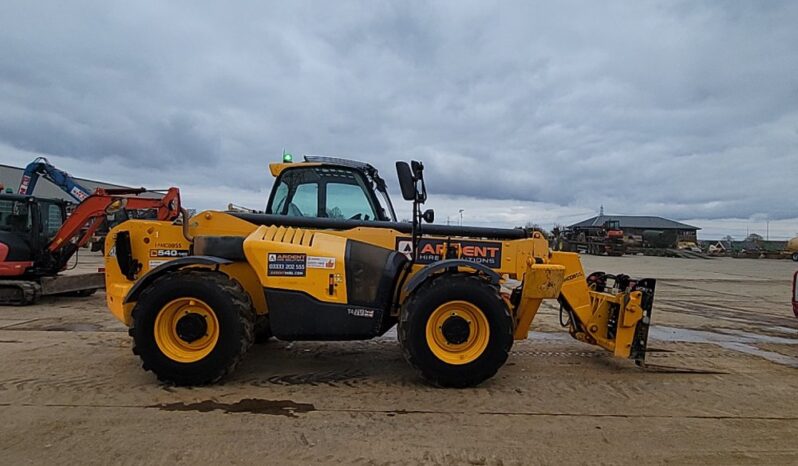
[104,156,656,387]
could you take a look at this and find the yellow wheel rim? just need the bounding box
[425,300,490,365]
[154,298,219,363]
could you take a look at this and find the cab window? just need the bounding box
[38,201,64,239]
[0,199,31,233]
[267,166,379,220]
[326,182,374,220]
[289,183,318,217]
[271,181,289,214]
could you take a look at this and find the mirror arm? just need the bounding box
[411,180,420,263]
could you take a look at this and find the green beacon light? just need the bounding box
[282,151,293,163]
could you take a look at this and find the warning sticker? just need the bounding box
[307,256,336,269]
[267,253,307,277]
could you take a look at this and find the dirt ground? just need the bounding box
[1,253,797,465]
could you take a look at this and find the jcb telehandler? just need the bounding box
[104,156,655,387]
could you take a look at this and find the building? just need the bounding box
[0,163,135,201]
[569,215,700,247]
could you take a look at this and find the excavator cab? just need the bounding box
[0,194,67,278]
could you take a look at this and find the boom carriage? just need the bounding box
[104,158,655,387]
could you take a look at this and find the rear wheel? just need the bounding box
[792,252,798,262]
[399,274,513,387]
[130,269,255,385]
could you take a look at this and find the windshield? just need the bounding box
[0,199,32,233]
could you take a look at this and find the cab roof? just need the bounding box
[268,155,388,191]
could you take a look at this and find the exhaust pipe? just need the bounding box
[179,208,194,243]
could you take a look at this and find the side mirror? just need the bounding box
[396,161,416,201]
[422,209,434,224]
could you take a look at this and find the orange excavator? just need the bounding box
[0,187,180,305]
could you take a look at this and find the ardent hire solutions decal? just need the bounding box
[395,237,503,268]
[267,253,307,277]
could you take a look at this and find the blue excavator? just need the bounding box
[17,157,93,202]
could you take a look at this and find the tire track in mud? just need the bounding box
[232,368,369,388]
[0,374,142,394]
[0,341,724,396]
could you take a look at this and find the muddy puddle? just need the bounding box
[152,398,316,417]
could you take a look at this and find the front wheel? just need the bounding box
[399,274,513,387]
[129,270,255,385]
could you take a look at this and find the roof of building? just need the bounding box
[0,163,136,203]
[570,215,700,230]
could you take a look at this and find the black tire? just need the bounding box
[792,252,798,262]
[398,274,513,388]
[254,314,273,344]
[130,269,255,385]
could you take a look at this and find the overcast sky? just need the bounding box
[1,1,796,239]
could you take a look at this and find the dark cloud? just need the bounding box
[0,1,796,224]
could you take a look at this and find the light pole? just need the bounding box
[459,209,464,226]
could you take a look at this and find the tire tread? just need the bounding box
[398,273,512,387]
[130,269,255,385]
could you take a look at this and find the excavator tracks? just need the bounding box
[0,281,41,306]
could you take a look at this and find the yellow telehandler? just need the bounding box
[104,156,655,387]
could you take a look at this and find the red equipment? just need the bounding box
[0,187,181,305]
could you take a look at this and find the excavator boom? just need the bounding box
[18,157,93,202]
[45,188,181,272]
